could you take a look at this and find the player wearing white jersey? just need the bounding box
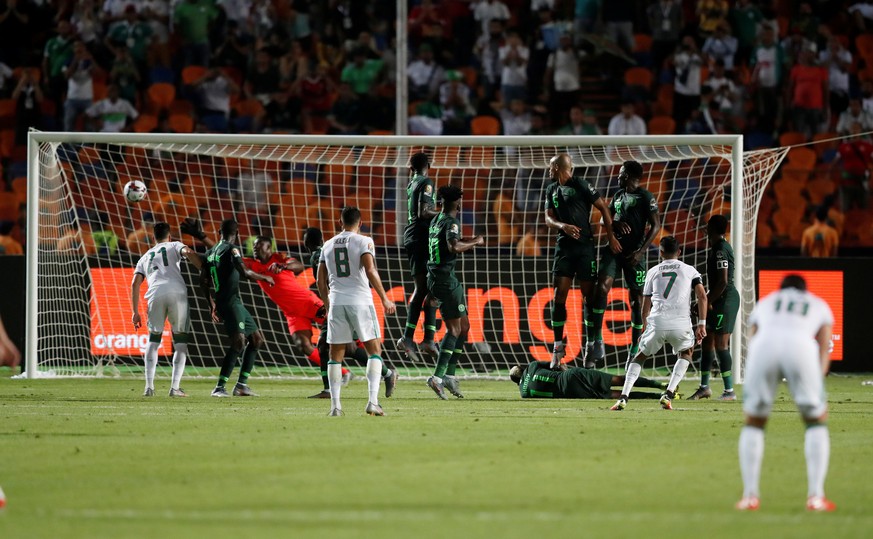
[130,222,202,397]
[317,207,397,417]
[611,236,707,411]
[736,274,836,512]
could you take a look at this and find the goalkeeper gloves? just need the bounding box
[180,217,207,242]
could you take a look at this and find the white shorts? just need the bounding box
[743,334,827,419]
[638,324,696,357]
[327,304,380,344]
[147,292,191,335]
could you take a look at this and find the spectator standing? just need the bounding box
[830,123,873,211]
[109,47,141,105]
[750,24,785,133]
[672,36,704,131]
[106,5,152,74]
[801,206,839,258]
[439,69,475,135]
[608,101,647,135]
[471,0,509,36]
[499,98,532,136]
[175,0,218,68]
[835,97,873,135]
[327,83,363,135]
[704,60,739,112]
[475,19,505,101]
[12,68,42,143]
[0,61,12,98]
[194,67,240,123]
[63,41,96,132]
[499,30,529,103]
[818,36,852,120]
[0,0,36,66]
[42,19,75,101]
[408,43,444,102]
[86,84,138,133]
[295,61,335,133]
[789,45,828,140]
[247,49,283,109]
[544,32,581,128]
[696,0,729,39]
[602,0,635,56]
[729,0,764,66]
[647,0,683,74]
[702,21,739,72]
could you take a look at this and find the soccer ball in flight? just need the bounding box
[123,180,147,203]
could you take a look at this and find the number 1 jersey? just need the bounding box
[319,230,376,306]
[134,241,188,301]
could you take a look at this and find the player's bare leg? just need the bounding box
[611,351,650,410]
[659,347,693,410]
[550,276,572,369]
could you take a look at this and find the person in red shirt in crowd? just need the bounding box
[830,122,873,211]
[788,44,828,140]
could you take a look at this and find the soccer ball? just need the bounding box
[123,180,147,203]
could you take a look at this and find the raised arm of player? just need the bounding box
[180,245,203,271]
[361,253,396,315]
[448,234,484,254]
[268,256,304,275]
[180,217,215,248]
[544,207,581,239]
[316,261,329,311]
[815,323,833,376]
[593,197,622,254]
[130,272,145,329]
[693,281,708,343]
[233,255,274,286]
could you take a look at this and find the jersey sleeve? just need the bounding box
[422,179,435,209]
[543,183,554,211]
[134,254,147,277]
[714,247,729,270]
[817,298,835,327]
[645,190,658,214]
[447,218,461,243]
[360,236,376,259]
[578,178,602,204]
[643,267,656,296]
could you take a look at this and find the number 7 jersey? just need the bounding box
[642,258,703,330]
[319,230,376,306]
[134,241,189,301]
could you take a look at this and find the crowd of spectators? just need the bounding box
[1,0,873,256]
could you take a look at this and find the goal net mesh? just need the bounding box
[31,136,786,379]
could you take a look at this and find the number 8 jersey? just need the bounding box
[320,230,376,305]
[134,241,189,300]
[642,258,703,330]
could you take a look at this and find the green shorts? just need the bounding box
[404,241,429,278]
[427,276,467,320]
[599,249,646,292]
[707,286,740,334]
[216,298,258,337]
[552,240,597,281]
[561,368,614,399]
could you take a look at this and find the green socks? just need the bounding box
[717,349,734,391]
[700,348,716,387]
[238,344,257,385]
[423,304,437,341]
[434,333,458,378]
[551,303,567,342]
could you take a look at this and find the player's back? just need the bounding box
[402,173,434,245]
[750,288,833,338]
[205,240,241,304]
[135,241,188,300]
[320,230,375,305]
[644,258,701,329]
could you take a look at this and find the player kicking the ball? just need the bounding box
[131,222,203,397]
[610,236,707,411]
[317,207,396,416]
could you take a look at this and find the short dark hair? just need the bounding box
[815,205,829,222]
[659,235,680,254]
[221,219,238,239]
[255,235,272,247]
[780,274,807,291]
[153,222,170,241]
[303,227,322,247]
[437,184,464,204]
[410,152,430,174]
[341,206,362,226]
[708,214,729,235]
[622,160,643,179]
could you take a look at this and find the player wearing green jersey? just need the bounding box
[425,185,484,399]
[398,152,441,362]
[509,361,665,399]
[544,153,621,370]
[200,219,275,397]
[590,160,661,368]
[688,215,740,401]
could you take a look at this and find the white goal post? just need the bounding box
[25,132,788,381]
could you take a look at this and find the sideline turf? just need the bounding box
[0,373,870,538]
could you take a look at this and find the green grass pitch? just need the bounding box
[0,372,871,538]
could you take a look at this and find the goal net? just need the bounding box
[26,133,787,381]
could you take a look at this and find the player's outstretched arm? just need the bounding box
[447,235,484,254]
[544,208,580,239]
[233,256,274,286]
[180,218,216,248]
[815,323,833,376]
[693,282,708,342]
[180,246,203,271]
[130,272,145,329]
[316,261,330,311]
[271,257,304,275]
[593,197,622,254]
[361,253,396,315]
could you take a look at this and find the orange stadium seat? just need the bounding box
[0,192,19,221]
[805,177,835,206]
[181,65,207,86]
[471,115,500,136]
[786,147,817,170]
[647,115,676,135]
[779,131,807,146]
[168,114,194,133]
[633,34,653,53]
[624,67,653,91]
[133,114,158,133]
[0,129,14,159]
[147,83,176,112]
[855,34,873,62]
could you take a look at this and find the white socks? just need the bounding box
[366,356,383,405]
[620,362,642,397]
[327,362,343,410]
[144,341,160,389]
[805,425,830,498]
[667,358,690,394]
[738,426,764,498]
[171,343,188,390]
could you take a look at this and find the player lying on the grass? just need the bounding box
[200,219,274,397]
[131,222,203,398]
[688,215,739,401]
[317,207,397,416]
[543,153,621,370]
[737,274,836,512]
[397,151,441,363]
[611,235,707,411]
[425,184,484,400]
[589,160,661,368]
[509,361,666,399]
[304,227,398,400]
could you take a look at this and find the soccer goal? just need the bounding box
[25,132,787,381]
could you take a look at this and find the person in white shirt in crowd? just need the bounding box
[474,18,505,101]
[408,43,444,102]
[86,84,138,133]
[63,40,96,132]
[835,96,873,135]
[608,101,647,136]
[702,21,739,72]
[544,31,582,128]
[671,35,704,132]
[193,67,240,119]
[498,29,528,103]
[704,59,739,113]
[471,0,510,36]
[736,274,836,513]
[819,35,853,119]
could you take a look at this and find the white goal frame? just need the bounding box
[25,132,749,381]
